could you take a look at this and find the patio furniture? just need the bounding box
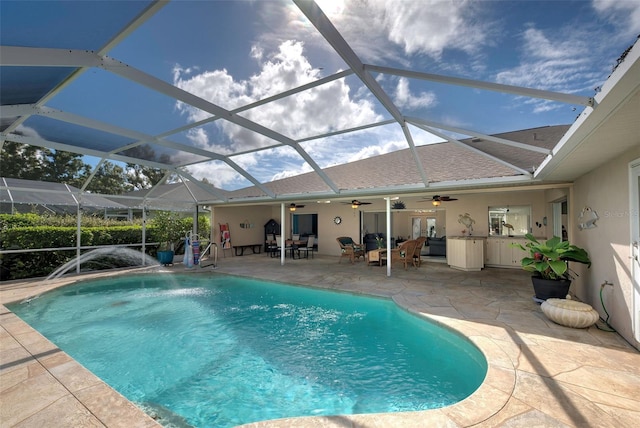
[381,239,418,269]
[234,244,263,256]
[264,219,280,252]
[265,234,277,256]
[412,236,427,267]
[363,233,386,251]
[367,248,385,266]
[297,235,315,259]
[273,235,292,258]
[336,237,365,264]
[426,236,446,256]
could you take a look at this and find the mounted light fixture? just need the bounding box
[420,195,457,206]
[344,199,371,209]
[289,204,296,212]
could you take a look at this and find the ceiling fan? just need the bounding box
[341,199,372,209]
[420,195,458,207]
[288,203,305,211]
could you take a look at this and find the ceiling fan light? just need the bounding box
[432,200,441,207]
[351,203,358,209]
[289,203,296,212]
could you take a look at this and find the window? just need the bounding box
[488,205,531,236]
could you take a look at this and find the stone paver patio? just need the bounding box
[1,253,639,427]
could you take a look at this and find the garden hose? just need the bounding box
[597,282,616,332]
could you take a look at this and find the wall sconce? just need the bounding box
[432,200,441,207]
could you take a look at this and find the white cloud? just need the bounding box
[308,0,491,63]
[186,160,241,189]
[592,0,640,36]
[394,78,437,109]
[271,161,314,181]
[493,22,620,115]
[346,138,408,163]
[378,0,488,58]
[173,39,383,187]
[496,26,595,93]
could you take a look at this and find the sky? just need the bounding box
[3,0,640,191]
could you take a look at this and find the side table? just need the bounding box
[367,249,386,266]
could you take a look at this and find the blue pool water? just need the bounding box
[9,273,487,427]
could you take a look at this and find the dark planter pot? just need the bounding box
[157,250,175,266]
[531,276,571,301]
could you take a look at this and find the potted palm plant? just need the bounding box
[511,234,591,301]
[151,211,185,265]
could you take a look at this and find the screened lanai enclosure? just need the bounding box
[3,0,625,200]
[0,177,212,281]
[0,177,128,216]
[1,1,639,278]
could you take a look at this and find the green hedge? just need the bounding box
[0,225,147,280]
[0,214,209,281]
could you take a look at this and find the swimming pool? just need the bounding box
[9,273,487,427]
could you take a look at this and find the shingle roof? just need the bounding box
[225,125,568,201]
[458,125,570,172]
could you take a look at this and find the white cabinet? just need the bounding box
[486,238,528,268]
[447,237,485,271]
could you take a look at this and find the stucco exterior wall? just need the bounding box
[442,190,553,238]
[572,146,640,349]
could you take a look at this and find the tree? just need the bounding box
[86,161,130,195]
[1,141,174,195]
[0,141,43,179]
[126,164,167,190]
[40,148,90,187]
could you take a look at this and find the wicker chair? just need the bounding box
[336,237,365,264]
[412,236,427,267]
[381,239,418,269]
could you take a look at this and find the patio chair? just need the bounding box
[381,239,418,269]
[274,235,292,258]
[266,234,277,257]
[297,235,315,259]
[336,236,365,264]
[412,236,427,267]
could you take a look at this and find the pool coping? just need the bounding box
[2,258,639,427]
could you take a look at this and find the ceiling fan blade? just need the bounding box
[341,200,371,206]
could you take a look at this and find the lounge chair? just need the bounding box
[381,239,418,269]
[336,237,365,264]
[412,236,427,267]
